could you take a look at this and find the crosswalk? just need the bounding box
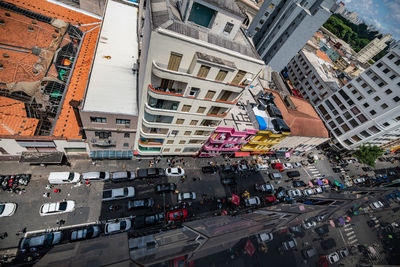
[307,165,323,179]
[343,223,358,245]
[369,213,381,229]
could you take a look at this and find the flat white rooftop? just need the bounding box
[83,0,138,115]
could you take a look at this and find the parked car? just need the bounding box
[271,163,284,172]
[338,247,349,258]
[166,209,188,222]
[136,168,163,179]
[128,198,154,210]
[315,224,329,236]
[286,171,300,178]
[353,177,366,184]
[237,161,250,172]
[303,188,314,196]
[245,196,261,207]
[332,168,341,173]
[221,164,236,173]
[82,172,111,182]
[40,200,75,216]
[282,238,297,251]
[302,220,317,229]
[264,195,277,203]
[201,166,217,174]
[344,176,353,187]
[321,238,336,250]
[48,172,80,184]
[111,171,136,182]
[102,187,135,201]
[256,163,269,170]
[0,203,17,217]
[302,247,317,259]
[289,225,305,238]
[255,183,274,193]
[275,187,287,200]
[258,232,273,243]
[293,180,307,187]
[20,232,62,250]
[293,162,302,168]
[362,167,373,172]
[314,187,323,194]
[316,214,327,222]
[156,183,177,193]
[165,167,185,177]
[269,172,283,179]
[283,163,293,169]
[221,178,236,185]
[70,226,100,241]
[288,189,302,198]
[178,192,196,202]
[327,252,340,264]
[134,213,164,229]
[104,219,131,235]
[370,201,384,209]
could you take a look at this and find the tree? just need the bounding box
[353,145,384,167]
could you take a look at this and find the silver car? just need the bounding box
[20,232,62,250]
[82,172,111,182]
[102,187,135,201]
[70,226,101,241]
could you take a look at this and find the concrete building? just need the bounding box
[234,0,261,28]
[246,0,335,71]
[332,1,345,15]
[315,43,400,151]
[80,0,138,159]
[136,0,265,156]
[0,0,101,159]
[198,89,258,157]
[356,34,392,64]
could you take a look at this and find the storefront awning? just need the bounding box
[90,150,132,159]
[235,151,250,157]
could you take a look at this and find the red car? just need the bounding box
[264,195,277,203]
[167,209,188,222]
[271,163,284,172]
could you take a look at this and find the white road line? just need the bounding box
[348,235,357,240]
[346,231,355,236]
[338,228,347,245]
[374,225,380,228]
[344,224,351,228]
[348,239,358,244]
[344,227,353,231]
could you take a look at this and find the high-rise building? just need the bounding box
[315,44,400,151]
[246,0,335,71]
[136,0,265,156]
[356,34,392,64]
[332,1,345,15]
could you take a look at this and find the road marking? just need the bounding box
[337,228,347,245]
[344,224,351,228]
[346,231,355,236]
[374,224,380,228]
[344,227,353,231]
[348,239,358,244]
[348,235,357,240]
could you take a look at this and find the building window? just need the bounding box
[381,103,388,109]
[333,128,342,136]
[215,70,228,82]
[341,123,350,132]
[197,107,206,113]
[95,131,111,139]
[124,133,130,138]
[90,117,107,123]
[343,112,351,120]
[190,120,198,126]
[385,89,393,95]
[231,70,246,85]
[328,121,336,129]
[378,82,385,87]
[349,119,359,128]
[184,131,191,136]
[123,143,129,147]
[181,105,191,112]
[360,131,371,138]
[179,140,186,144]
[351,89,357,95]
[393,96,400,102]
[383,68,390,74]
[116,119,130,125]
[357,114,367,123]
[164,148,170,152]
[350,106,360,115]
[395,60,400,66]
[373,96,381,102]
[167,52,182,71]
[205,90,216,99]
[368,126,380,133]
[223,22,234,33]
[370,110,376,115]
[176,119,184,124]
[363,103,369,108]
[351,135,361,142]
[167,140,174,144]
[390,74,396,80]
[388,54,395,60]
[357,96,363,101]
[188,87,200,97]
[376,62,383,68]
[344,139,353,146]
[361,83,367,88]
[174,148,181,152]
[335,116,344,124]
[197,65,211,78]
[395,116,400,121]
[382,122,390,127]
[171,130,179,135]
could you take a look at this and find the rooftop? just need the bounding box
[302,49,339,85]
[149,0,260,59]
[82,0,138,115]
[268,90,329,138]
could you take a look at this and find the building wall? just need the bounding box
[0,138,27,156]
[53,140,88,154]
[241,130,289,153]
[356,34,391,63]
[136,26,264,155]
[80,111,138,151]
[271,135,329,151]
[315,44,400,150]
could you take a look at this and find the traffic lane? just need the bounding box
[0,175,104,249]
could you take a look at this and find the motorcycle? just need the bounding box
[108,205,121,211]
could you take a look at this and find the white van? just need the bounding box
[48,172,80,184]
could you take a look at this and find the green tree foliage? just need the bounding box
[323,14,380,52]
[353,145,384,167]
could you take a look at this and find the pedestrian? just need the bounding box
[43,192,49,198]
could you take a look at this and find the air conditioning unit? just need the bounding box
[242,78,252,85]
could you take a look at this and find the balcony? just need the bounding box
[91,139,116,147]
[148,84,184,97]
[139,138,164,146]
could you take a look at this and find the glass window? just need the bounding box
[197,107,206,113]
[197,65,211,78]
[376,62,383,68]
[335,116,344,124]
[184,131,191,136]
[167,52,182,71]
[385,89,392,95]
[231,70,246,85]
[383,68,390,74]
[181,105,191,112]
[349,119,359,128]
[205,90,216,99]
[381,103,388,109]
[350,106,360,115]
[344,139,353,146]
[360,131,371,137]
[116,119,130,125]
[382,122,390,127]
[341,123,350,132]
[176,119,184,124]
[338,90,350,100]
[370,110,376,115]
[393,96,400,102]
[373,96,380,102]
[343,112,351,120]
[351,135,361,142]
[124,133,130,138]
[179,140,186,144]
[368,126,380,133]
[333,128,342,136]
[223,22,234,33]
[357,114,367,123]
[215,70,228,82]
[363,103,369,108]
[190,120,198,126]
[167,140,174,144]
[90,117,107,123]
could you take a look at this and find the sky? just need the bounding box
[342,0,400,40]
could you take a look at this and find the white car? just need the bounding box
[282,238,297,251]
[283,163,293,169]
[314,187,323,194]
[178,192,196,202]
[303,188,315,196]
[289,189,302,198]
[370,201,384,209]
[245,196,261,207]
[258,232,273,243]
[302,220,317,229]
[82,172,111,182]
[102,187,135,201]
[165,167,185,177]
[0,203,17,217]
[256,163,269,170]
[40,200,75,216]
[104,219,131,235]
[327,252,340,264]
[344,176,353,187]
[293,162,302,168]
[353,177,366,184]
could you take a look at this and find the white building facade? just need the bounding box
[136,0,265,156]
[315,44,400,151]
[246,0,335,71]
[356,34,392,64]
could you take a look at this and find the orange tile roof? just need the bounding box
[316,50,333,65]
[267,90,329,138]
[0,96,38,136]
[5,0,101,139]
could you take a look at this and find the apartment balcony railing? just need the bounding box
[148,84,183,97]
[206,112,228,118]
[139,139,163,146]
[91,139,116,147]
